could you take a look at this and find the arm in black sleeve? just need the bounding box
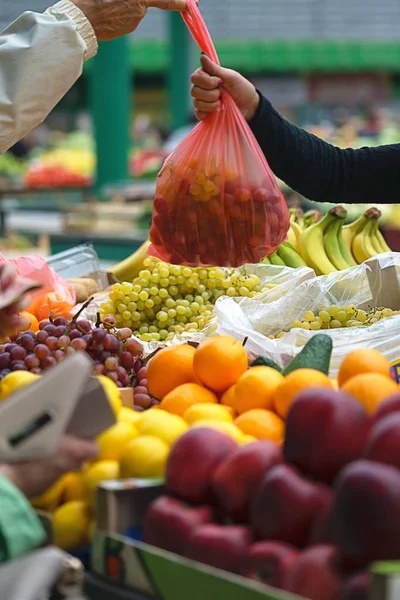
[248,93,400,204]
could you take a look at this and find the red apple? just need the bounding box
[212,441,283,523]
[241,541,299,590]
[284,389,371,484]
[186,524,250,574]
[331,460,400,570]
[365,413,400,469]
[166,428,237,505]
[287,545,343,600]
[143,496,214,556]
[251,464,332,548]
[373,392,400,422]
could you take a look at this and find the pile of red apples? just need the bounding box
[144,387,400,600]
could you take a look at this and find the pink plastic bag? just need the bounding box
[149,0,290,267]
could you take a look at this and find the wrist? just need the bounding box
[245,88,261,122]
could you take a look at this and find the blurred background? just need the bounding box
[1,0,400,262]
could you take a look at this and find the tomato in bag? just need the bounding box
[149,0,290,268]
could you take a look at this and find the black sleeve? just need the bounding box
[248,93,400,204]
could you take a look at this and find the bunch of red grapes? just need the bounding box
[0,315,144,388]
[132,360,160,412]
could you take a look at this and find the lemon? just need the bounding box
[118,407,142,426]
[192,420,243,444]
[52,501,91,552]
[31,474,67,511]
[240,434,258,445]
[83,460,120,503]
[63,472,89,502]
[183,403,234,425]
[0,371,40,401]
[96,375,122,416]
[119,436,169,478]
[97,421,138,461]
[135,409,171,432]
[139,413,188,446]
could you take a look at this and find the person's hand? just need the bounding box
[0,435,99,498]
[73,0,192,41]
[0,262,31,342]
[191,54,260,122]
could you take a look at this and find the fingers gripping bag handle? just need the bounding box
[149,0,290,268]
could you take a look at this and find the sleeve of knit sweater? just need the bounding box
[248,93,400,205]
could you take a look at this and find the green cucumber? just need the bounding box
[283,334,333,376]
[250,356,283,373]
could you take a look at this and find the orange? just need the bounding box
[233,366,284,414]
[274,369,333,418]
[193,336,248,392]
[159,383,218,416]
[342,373,398,415]
[147,344,197,400]
[19,311,39,332]
[338,349,392,387]
[235,409,285,444]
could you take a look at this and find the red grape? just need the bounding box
[0,368,10,376]
[54,326,66,337]
[0,345,5,354]
[137,367,148,381]
[105,370,118,383]
[105,357,118,371]
[118,328,132,341]
[134,386,148,395]
[0,353,10,369]
[19,335,36,351]
[31,367,42,374]
[11,361,28,371]
[25,355,40,369]
[35,344,50,360]
[134,394,152,409]
[125,338,143,356]
[82,334,92,344]
[36,330,49,344]
[11,346,27,361]
[150,399,160,407]
[71,338,87,351]
[91,342,105,354]
[46,337,58,351]
[43,324,56,336]
[92,328,106,342]
[120,374,131,388]
[115,365,127,379]
[76,319,91,333]
[54,350,65,363]
[58,335,71,349]
[104,334,121,353]
[69,330,82,340]
[116,381,123,388]
[5,344,17,354]
[140,379,148,388]
[93,363,105,375]
[42,356,56,369]
[65,347,75,356]
[54,317,68,327]
[103,316,116,327]
[39,321,51,330]
[120,351,134,370]
[133,406,145,412]
[22,330,36,339]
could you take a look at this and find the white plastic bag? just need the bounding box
[215,253,400,377]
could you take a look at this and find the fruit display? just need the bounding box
[150,160,289,267]
[101,255,277,343]
[143,345,400,600]
[263,206,391,274]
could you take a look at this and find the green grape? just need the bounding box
[330,320,342,328]
[356,309,367,323]
[159,329,168,340]
[310,321,322,330]
[318,310,331,323]
[168,309,177,318]
[176,305,186,316]
[123,310,131,321]
[145,299,154,309]
[165,298,175,309]
[137,301,145,311]
[159,288,169,299]
[169,286,179,296]
[300,322,310,330]
[328,305,339,317]
[117,303,127,314]
[139,325,149,334]
[159,267,170,278]
[336,310,348,323]
[149,325,158,333]
[157,311,168,322]
[149,286,159,296]
[141,333,152,342]
[292,320,302,329]
[130,292,139,302]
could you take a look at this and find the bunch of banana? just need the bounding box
[109,239,151,282]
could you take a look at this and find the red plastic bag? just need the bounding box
[149,0,290,267]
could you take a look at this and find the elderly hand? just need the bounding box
[0,435,99,498]
[73,0,192,41]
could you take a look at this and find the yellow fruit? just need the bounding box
[136,409,172,432]
[159,383,218,416]
[192,420,243,444]
[0,371,40,401]
[63,472,88,502]
[52,501,91,552]
[183,403,234,425]
[119,436,169,478]
[83,460,120,502]
[234,366,284,414]
[139,413,188,446]
[97,421,138,461]
[31,475,67,511]
[96,375,122,416]
[342,373,398,415]
[235,409,285,444]
[241,434,258,445]
[118,407,142,426]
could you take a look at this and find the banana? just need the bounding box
[303,209,323,229]
[352,218,379,264]
[324,215,356,270]
[287,226,299,251]
[277,242,308,268]
[375,226,392,254]
[342,215,366,260]
[290,208,304,228]
[290,221,303,243]
[109,239,151,282]
[370,220,385,255]
[269,251,286,266]
[298,212,338,276]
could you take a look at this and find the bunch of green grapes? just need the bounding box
[100,257,269,342]
[270,305,400,339]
